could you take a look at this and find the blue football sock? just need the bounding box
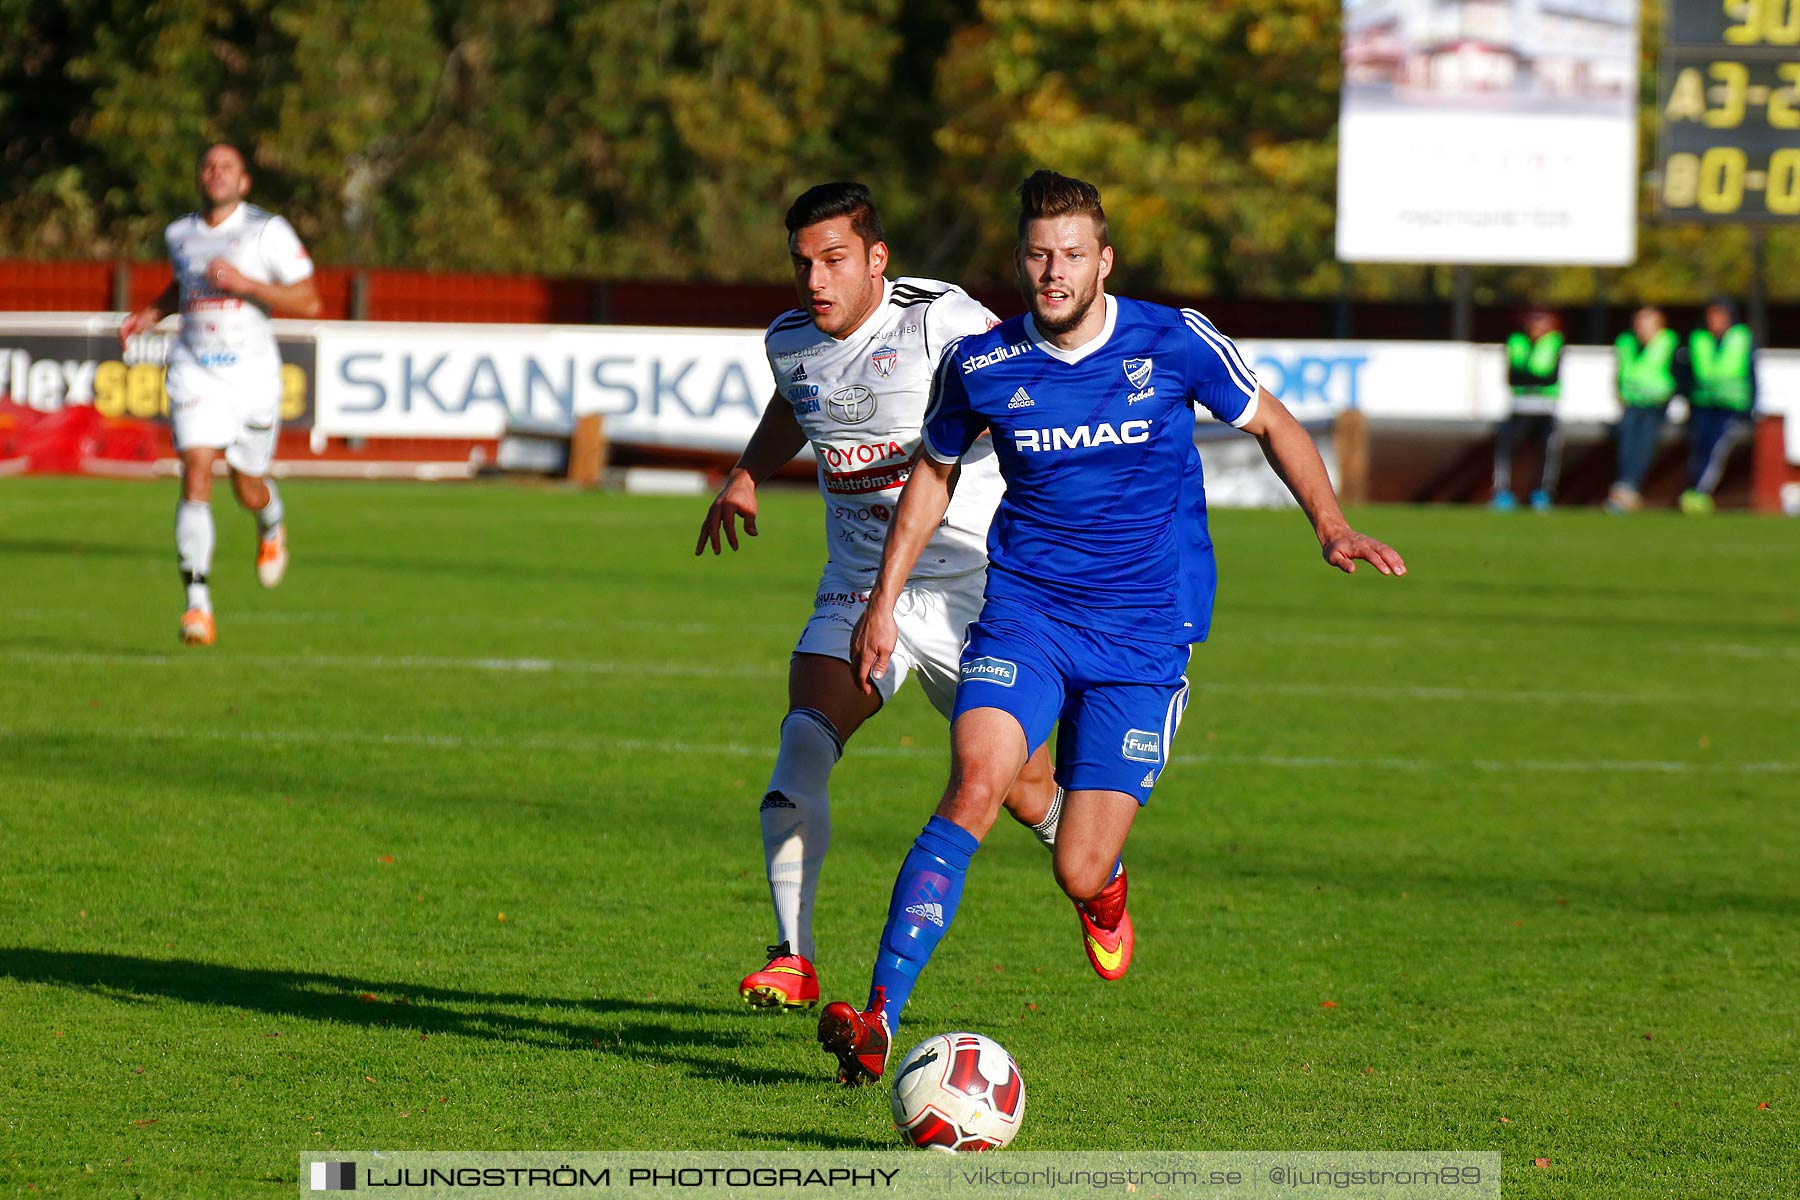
[867,814,980,1033]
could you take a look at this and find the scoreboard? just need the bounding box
[1656,0,1800,220]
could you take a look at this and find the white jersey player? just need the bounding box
[119,144,320,646]
[696,183,1098,1010]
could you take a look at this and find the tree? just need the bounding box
[924,0,1345,296]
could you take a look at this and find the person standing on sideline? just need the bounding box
[1680,298,1758,515]
[1492,307,1564,512]
[117,143,320,645]
[1607,306,1680,513]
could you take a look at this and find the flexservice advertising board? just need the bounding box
[1336,0,1641,264]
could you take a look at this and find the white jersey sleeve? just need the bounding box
[257,215,314,286]
[922,287,1000,367]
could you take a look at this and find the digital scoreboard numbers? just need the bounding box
[1656,0,1800,220]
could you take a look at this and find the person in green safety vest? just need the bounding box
[1492,306,1564,512]
[1606,306,1679,513]
[1680,297,1758,515]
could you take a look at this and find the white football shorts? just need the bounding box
[793,564,987,717]
[166,359,282,477]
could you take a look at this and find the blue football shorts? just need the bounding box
[951,600,1191,803]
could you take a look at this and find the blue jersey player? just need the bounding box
[816,171,1406,1085]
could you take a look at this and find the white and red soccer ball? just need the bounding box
[889,1032,1025,1152]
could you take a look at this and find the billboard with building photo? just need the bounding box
[1336,0,1641,263]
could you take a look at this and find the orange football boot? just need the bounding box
[256,526,288,588]
[179,609,216,646]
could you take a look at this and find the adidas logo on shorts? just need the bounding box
[1007,387,1034,409]
[904,901,945,927]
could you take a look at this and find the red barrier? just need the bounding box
[0,261,114,311]
[363,268,594,324]
[1751,414,1791,515]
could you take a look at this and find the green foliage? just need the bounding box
[0,1,1792,302]
[929,1,1344,296]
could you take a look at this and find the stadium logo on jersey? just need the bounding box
[1013,420,1152,453]
[1121,729,1162,764]
[961,656,1017,687]
[1007,387,1034,410]
[961,341,1030,373]
[871,346,899,377]
[1123,357,1154,390]
[826,384,878,425]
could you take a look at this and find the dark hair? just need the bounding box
[785,182,884,248]
[1016,169,1108,246]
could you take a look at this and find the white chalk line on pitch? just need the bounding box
[4,648,1793,709]
[7,608,1800,662]
[2,723,1795,776]
[1,649,777,679]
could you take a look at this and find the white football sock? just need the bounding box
[255,480,283,536]
[760,707,841,961]
[1028,786,1064,850]
[176,500,215,614]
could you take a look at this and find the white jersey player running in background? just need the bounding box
[696,182,1078,1009]
[118,143,321,646]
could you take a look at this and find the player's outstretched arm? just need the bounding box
[850,452,956,692]
[696,392,808,555]
[1238,387,1406,577]
[117,281,180,349]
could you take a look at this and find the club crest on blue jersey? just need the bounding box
[1120,728,1161,763]
[961,656,1017,687]
[1123,357,1154,390]
[826,384,878,424]
[871,346,899,377]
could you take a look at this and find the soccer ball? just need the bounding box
[889,1032,1025,1152]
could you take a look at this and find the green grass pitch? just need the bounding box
[1,477,1796,1198]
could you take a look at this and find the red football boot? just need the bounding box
[1076,866,1133,981]
[816,997,890,1086]
[739,943,819,1010]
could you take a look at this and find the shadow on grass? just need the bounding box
[0,537,166,562]
[0,947,816,1086]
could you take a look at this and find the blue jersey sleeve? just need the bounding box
[1180,308,1260,428]
[920,337,987,464]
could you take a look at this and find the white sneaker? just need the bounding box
[256,525,288,588]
